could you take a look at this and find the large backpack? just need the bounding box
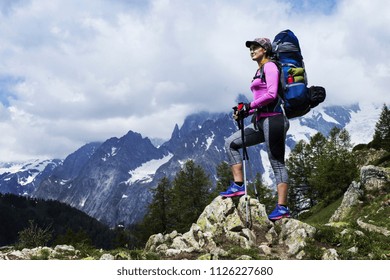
[270,29,326,119]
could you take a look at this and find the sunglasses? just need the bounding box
[249,44,264,52]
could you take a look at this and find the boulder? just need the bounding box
[361,165,390,193]
[277,219,316,256]
[99,253,115,260]
[329,181,363,223]
[322,248,339,260]
[356,218,390,237]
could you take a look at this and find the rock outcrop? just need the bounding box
[360,165,390,193]
[329,165,389,225]
[145,196,316,259]
[0,245,77,260]
[328,181,363,223]
[326,164,390,258]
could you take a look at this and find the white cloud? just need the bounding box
[0,0,389,161]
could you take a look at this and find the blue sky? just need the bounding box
[0,0,389,161]
[283,0,337,14]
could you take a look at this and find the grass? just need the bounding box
[346,181,390,229]
[301,196,343,225]
[297,189,390,260]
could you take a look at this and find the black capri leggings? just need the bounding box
[225,114,289,185]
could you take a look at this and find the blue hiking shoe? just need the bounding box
[268,204,291,221]
[220,182,245,197]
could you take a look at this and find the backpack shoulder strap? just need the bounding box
[259,60,286,107]
[252,68,262,82]
[255,60,283,86]
[251,60,285,115]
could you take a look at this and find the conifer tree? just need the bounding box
[310,127,358,203]
[371,104,390,151]
[248,173,275,213]
[170,160,212,233]
[287,133,327,214]
[287,128,358,213]
[213,161,233,197]
[136,176,174,245]
[287,140,312,214]
[142,177,172,235]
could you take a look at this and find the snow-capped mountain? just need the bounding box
[33,131,168,226]
[287,102,381,146]
[0,159,62,196]
[0,103,383,227]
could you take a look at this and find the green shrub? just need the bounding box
[16,220,52,249]
[370,152,390,167]
[31,248,51,260]
[352,143,368,152]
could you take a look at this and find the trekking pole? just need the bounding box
[235,103,250,228]
[240,117,250,228]
[246,151,260,202]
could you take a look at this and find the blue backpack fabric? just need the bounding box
[271,29,326,119]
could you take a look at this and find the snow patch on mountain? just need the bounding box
[0,159,62,196]
[344,103,382,145]
[18,174,34,186]
[259,150,273,187]
[80,196,88,208]
[0,163,24,174]
[319,110,340,124]
[205,132,215,150]
[0,159,55,186]
[127,153,173,184]
[0,159,49,175]
[102,147,118,161]
[288,118,318,143]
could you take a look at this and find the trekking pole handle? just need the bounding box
[233,102,248,129]
[232,105,242,129]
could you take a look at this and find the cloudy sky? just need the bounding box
[0,0,389,161]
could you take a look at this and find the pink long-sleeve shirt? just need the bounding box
[249,61,281,119]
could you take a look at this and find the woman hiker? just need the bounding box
[219,37,291,221]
